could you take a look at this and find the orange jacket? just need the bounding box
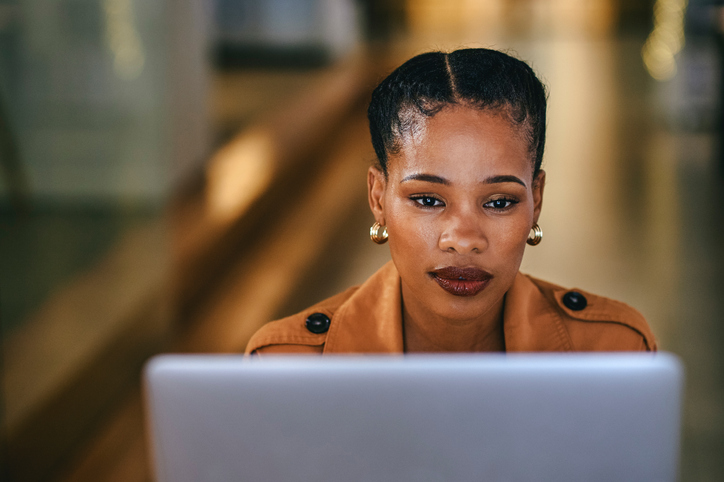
[246,261,656,354]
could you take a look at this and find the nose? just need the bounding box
[438,209,488,254]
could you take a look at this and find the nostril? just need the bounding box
[439,218,487,254]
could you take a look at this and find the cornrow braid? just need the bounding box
[368,48,548,177]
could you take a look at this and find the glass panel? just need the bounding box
[0,0,211,478]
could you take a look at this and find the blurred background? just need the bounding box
[0,0,722,480]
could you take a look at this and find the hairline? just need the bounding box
[383,101,539,179]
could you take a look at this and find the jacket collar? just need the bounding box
[323,262,404,353]
[502,271,572,351]
[323,261,571,353]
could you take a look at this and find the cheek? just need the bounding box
[386,210,433,254]
[488,214,534,270]
[496,217,530,247]
[384,200,438,271]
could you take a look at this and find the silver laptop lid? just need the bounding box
[145,354,683,482]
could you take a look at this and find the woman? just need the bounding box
[246,48,656,355]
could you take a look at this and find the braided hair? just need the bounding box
[368,48,548,177]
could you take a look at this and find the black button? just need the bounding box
[562,291,587,311]
[305,313,331,334]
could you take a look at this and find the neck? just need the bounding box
[402,286,506,353]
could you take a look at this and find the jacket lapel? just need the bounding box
[323,263,571,353]
[323,261,404,353]
[503,272,572,352]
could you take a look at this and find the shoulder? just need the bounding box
[525,275,657,351]
[245,286,359,355]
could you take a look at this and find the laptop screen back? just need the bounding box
[145,354,683,482]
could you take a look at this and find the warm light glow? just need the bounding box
[642,0,688,81]
[405,0,505,35]
[206,128,275,224]
[103,0,145,80]
[404,0,616,39]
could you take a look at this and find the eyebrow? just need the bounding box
[400,173,526,188]
[400,173,449,185]
[485,175,527,188]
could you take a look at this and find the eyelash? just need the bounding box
[484,197,519,210]
[410,195,519,211]
[411,195,444,208]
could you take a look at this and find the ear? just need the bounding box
[532,169,545,224]
[367,166,387,225]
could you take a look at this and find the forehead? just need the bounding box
[390,106,532,184]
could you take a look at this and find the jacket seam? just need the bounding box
[251,335,326,347]
[543,295,574,351]
[567,318,654,351]
[321,297,350,353]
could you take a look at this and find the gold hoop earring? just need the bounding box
[527,223,543,246]
[370,222,388,244]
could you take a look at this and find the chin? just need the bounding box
[429,290,503,322]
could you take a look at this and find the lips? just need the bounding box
[430,266,493,297]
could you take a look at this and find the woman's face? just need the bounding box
[368,105,545,323]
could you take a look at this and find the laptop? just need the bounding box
[144,353,683,482]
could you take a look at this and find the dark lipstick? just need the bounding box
[430,266,493,297]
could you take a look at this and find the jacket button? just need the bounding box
[305,313,331,334]
[562,291,587,311]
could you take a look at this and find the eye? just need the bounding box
[484,197,518,210]
[411,195,444,208]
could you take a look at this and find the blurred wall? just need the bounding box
[0,0,212,206]
[0,1,213,480]
[214,0,361,67]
